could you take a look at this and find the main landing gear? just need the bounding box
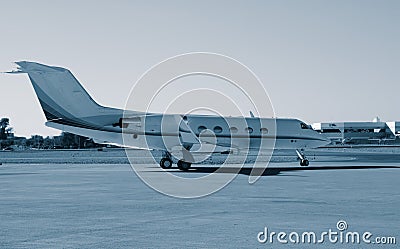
[177,160,191,171]
[296,149,309,167]
[159,157,173,169]
[159,152,192,171]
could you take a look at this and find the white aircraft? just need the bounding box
[7,61,330,170]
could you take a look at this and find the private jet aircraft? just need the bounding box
[7,61,330,170]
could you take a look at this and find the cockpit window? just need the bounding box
[300,122,312,129]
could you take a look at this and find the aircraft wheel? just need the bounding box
[300,159,309,167]
[177,160,191,171]
[160,158,173,169]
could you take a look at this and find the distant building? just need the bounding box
[386,121,400,137]
[312,118,400,145]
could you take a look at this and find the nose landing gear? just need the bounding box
[296,149,309,167]
[300,159,309,166]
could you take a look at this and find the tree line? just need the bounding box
[0,118,103,150]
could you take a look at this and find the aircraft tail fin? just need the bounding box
[9,61,123,127]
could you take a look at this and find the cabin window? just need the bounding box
[229,127,238,133]
[198,126,207,133]
[245,127,253,133]
[260,128,268,134]
[213,126,223,133]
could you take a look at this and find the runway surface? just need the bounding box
[0,150,399,248]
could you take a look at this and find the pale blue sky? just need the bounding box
[1,0,399,137]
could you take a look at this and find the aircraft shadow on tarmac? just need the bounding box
[165,165,400,176]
